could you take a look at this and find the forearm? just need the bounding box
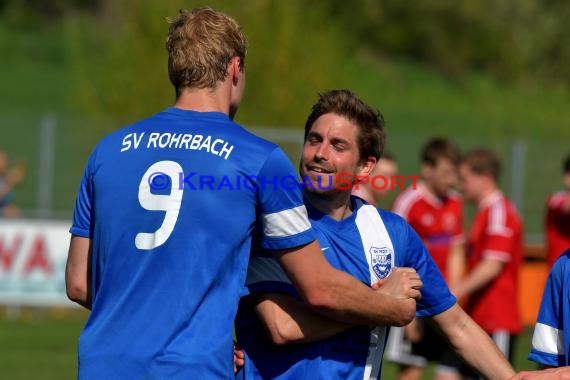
[447,242,465,291]
[305,268,416,327]
[71,293,92,310]
[65,267,92,310]
[454,258,503,300]
[65,236,92,310]
[431,305,514,380]
[276,241,418,327]
[256,293,354,344]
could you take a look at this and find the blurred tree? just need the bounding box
[0,0,96,20]
[325,0,570,85]
[64,0,350,131]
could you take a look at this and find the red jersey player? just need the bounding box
[387,138,465,380]
[455,148,522,377]
[545,153,570,267]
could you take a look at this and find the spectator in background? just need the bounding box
[352,151,398,206]
[0,149,26,218]
[455,148,523,378]
[386,137,465,380]
[545,153,570,267]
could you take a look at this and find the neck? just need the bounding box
[174,83,231,115]
[477,185,498,205]
[423,180,441,199]
[305,190,353,221]
[352,187,374,205]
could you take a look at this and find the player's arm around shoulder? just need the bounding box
[65,235,92,310]
[274,241,419,327]
[428,304,515,380]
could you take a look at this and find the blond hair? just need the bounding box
[166,7,247,96]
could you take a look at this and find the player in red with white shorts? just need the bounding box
[545,153,570,267]
[455,148,523,378]
[387,138,465,380]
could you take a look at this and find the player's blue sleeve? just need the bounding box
[244,251,299,297]
[528,253,567,366]
[256,148,316,250]
[70,152,96,238]
[383,210,456,317]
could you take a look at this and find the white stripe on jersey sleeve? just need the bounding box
[487,201,512,237]
[262,205,311,238]
[532,322,565,356]
[392,188,419,219]
[246,256,292,286]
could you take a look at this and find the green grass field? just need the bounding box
[0,310,87,380]
[0,311,538,379]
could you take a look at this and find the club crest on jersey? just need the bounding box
[370,246,392,279]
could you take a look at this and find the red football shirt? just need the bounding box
[465,191,522,334]
[545,191,570,267]
[392,182,463,280]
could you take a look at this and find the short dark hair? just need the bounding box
[564,153,570,174]
[461,148,501,182]
[303,90,385,162]
[421,137,460,166]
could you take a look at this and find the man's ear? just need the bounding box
[359,156,377,177]
[230,57,242,85]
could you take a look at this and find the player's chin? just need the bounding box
[308,187,328,195]
[305,185,338,198]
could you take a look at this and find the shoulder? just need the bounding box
[446,190,463,204]
[354,201,409,230]
[552,249,570,277]
[90,112,164,154]
[199,117,280,153]
[377,208,414,237]
[392,187,423,216]
[486,193,518,219]
[482,194,521,234]
[548,191,569,208]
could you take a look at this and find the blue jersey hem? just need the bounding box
[416,295,456,317]
[246,281,298,298]
[528,350,561,367]
[70,226,91,238]
[262,230,316,251]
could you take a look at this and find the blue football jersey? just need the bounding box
[236,197,456,380]
[70,108,315,379]
[528,249,570,367]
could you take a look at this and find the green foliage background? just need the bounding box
[1,0,570,234]
[62,0,350,130]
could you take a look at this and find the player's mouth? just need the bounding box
[307,164,334,174]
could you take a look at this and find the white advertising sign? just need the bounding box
[0,219,76,307]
